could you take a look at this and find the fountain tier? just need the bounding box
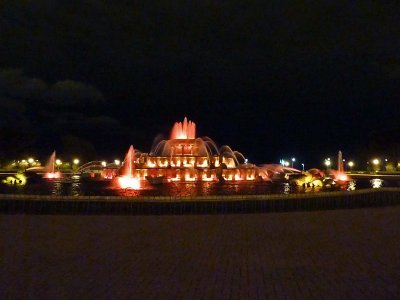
[115,118,259,185]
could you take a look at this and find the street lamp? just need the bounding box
[324,159,331,169]
[101,161,107,167]
[348,161,354,171]
[301,163,305,171]
[291,157,296,168]
[114,159,120,166]
[55,159,62,170]
[73,158,80,165]
[372,159,379,166]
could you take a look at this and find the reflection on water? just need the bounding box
[52,181,62,196]
[370,178,384,189]
[347,180,356,191]
[0,175,399,197]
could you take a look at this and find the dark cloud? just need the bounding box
[0,69,120,160]
[46,80,104,107]
[0,69,47,101]
[0,69,104,107]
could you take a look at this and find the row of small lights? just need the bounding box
[280,158,305,170]
[280,157,388,170]
[15,158,122,167]
[324,158,390,168]
[14,156,395,169]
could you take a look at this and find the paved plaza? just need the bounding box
[1,207,400,299]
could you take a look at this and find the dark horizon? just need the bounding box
[1,1,399,168]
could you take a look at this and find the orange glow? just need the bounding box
[44,172,61,179]
[197,159,208,168]
[185,175,196,181]
[337,174,348,181]
[147,161,156,168]
[246,174,255,180]
[118,176,140,189]
[223,158,236,168]
[234,174,242,181]
[201,174,215,181]
[170,117,196,139]
[157,160,168,168]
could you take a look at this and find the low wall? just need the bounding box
[1,188,400,215]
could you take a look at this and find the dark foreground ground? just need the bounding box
[1,207,400,299]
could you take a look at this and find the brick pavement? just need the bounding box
[1,207,400,299]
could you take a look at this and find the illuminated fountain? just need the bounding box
[116,145,140,189]
[115,117,261,188]
[43,151,61,179]
[27,150,61,179]
[329,150,350,183]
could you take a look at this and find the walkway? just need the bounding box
[1,207,400,299]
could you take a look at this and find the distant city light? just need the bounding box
[73,158,80,165]
[114,159,120,166]
[27,158,34,164]
[101,161,107,167]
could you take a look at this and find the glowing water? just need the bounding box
[338,150,344,173]
[43,151,61,179]
[331,150,349,182]
[117,145,140,189]
[170,117,196,139]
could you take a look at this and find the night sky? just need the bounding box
[1,1,399,167]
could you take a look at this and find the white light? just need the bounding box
[292,158,296,162]
[73,159,80,165]
[325,160,331,166]
[101,161,107,167]
[27,158,34,164]
[348,161,354,167]
[55,159,62,165]
[244,158,248,163]
[114,159,120,166]
[118,176,140,189]
[372,159,379,165]
[284,161,290,167]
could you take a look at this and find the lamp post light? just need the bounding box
[114,159,120,166]
[101,161,107,167]
[73,158,80,165]
[55,159,62,170]
[301,163,305,171]
[291,157,296,168]
[348,161,354,172]
[324,159,331,170]
[372,158,380,172]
